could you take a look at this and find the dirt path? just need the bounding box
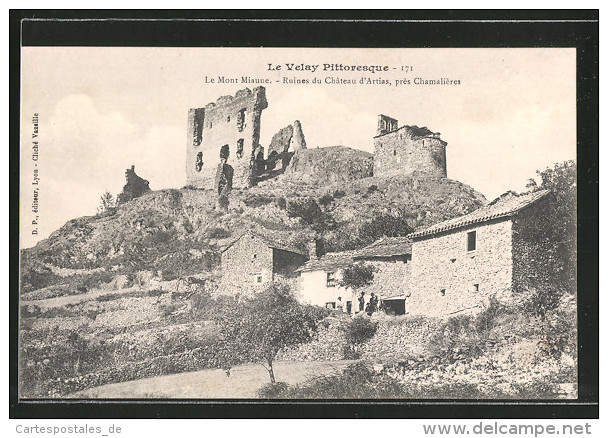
[69,360,355,399]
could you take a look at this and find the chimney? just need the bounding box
[308,239,318,261]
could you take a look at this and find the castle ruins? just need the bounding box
[186,87,268,190]
[186,87,448,192]
[373,114,447,178]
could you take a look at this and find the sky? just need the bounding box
[20,47,576,248]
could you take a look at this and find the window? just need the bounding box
[473,283,480,292]
[440,289,446,296]
[227,115,231,122]
[195,152,203,172]
[326,271,336,288]
[326,302,336,309]
[236,139,244,159]
[237,108,247,131]
[466,231,477,252]
[253,273,263,284]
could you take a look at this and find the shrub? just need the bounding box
[333,190,346,198]
[367,185,378,193]
[276,197,287,210]
[257,381,289,398]
[475,295,505,332]
[208,227,231,239]
[344,317,377,345]
[357,210,414,245]
[318,194,334,207]
[283,363,406,399]
[287,198,335,231]
[243,194,275,208]
[217,195,229,210]
[522,287,562,320]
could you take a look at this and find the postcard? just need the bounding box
[19,46,580,403]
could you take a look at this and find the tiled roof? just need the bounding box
[354,236,412,259]
[408,190,551,239]
[222,231,307,256]
[297,250,357,273]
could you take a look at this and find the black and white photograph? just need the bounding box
[10,12,599,424]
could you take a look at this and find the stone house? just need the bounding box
[407,189,553,317]
[295,250,357,312]
[373,114,447,178]
[186,87,268,190]
[296,237,412,315]
[221,231,308,292]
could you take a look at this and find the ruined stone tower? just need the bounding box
[186,87,268,189]
[373,114,447,178]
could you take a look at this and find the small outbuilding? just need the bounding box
[221,231,308,292]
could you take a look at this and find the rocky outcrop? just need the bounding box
[284,146,373,184]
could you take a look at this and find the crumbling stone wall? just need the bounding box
[409,219,514,318]
[117,165,150,204]
[373,115,447,178]
[186,87,268,189]
[268,120,306,155]
[221,234,274,290]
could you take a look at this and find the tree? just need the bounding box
[526,160,577,291]
[212,285,324,383]
[339,263,376,290]
[97,190,116,215]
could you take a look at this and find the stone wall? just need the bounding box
[276,314,444,362]
[268,120,307,156]
[409,219,514,318]
[362,258,411,301]
[221,234,274,291]
[186,87,268,189]
[373,125,447,178]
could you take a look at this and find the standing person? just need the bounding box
[369,293,378,314]
[336,297,344,312]
[358,291,365,313]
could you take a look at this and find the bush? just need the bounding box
[333,190,346,198]
[283,363,406,399]
[522,287,562,320]
[475,295,505,332]
[276,197,287,210]
[287,198,335,231]
[318,194,334,207]
[367,185,378,193]
[257,381,289,398]
[217,195,229,210]
[344,317,377,345]
[208,227,231,239]
[357,211,414,245]
[243,194,275,208]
